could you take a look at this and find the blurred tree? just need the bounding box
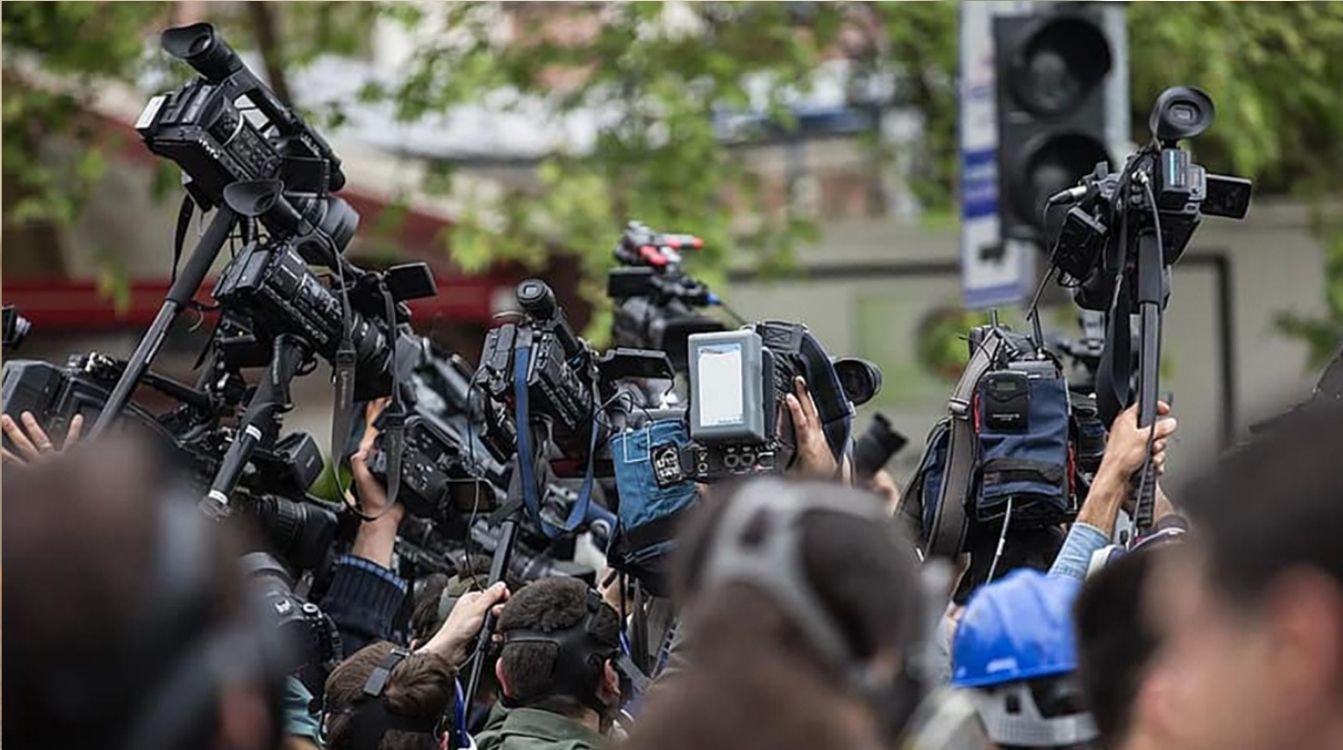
[5,1,1341,354]
[364,1,859,334]
[1127,2,1343,368]
[2,1,166,280]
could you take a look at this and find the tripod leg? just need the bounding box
[200,335,307,519]
[91,207,238,438]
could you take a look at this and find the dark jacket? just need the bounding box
[475,705,606,750]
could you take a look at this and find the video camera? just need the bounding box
[210,205,435,399]
[477,279,673,463]
[607,221,727,372]
[1,353,342,574]
[136,23,350,245]
[680,322,881,481]
[1044,85,1253,532]
[365,337,511,523]
[1048,86,1252,312]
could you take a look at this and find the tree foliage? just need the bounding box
[4,1,1342,356]
[362,2,858,329]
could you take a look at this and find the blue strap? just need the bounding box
[513,342,544,530]
[452,678,470,749]
[513,339,608,539]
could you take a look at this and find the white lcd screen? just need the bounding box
[696,343,745,427]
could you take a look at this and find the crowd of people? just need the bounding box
[5,368,1343,750]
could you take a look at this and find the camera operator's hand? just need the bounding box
[867,468,902,515]
[348,398,403,568]
[1075,401,1177,535]
[785,377,841,480]
[419,581,510,667]
[1099,401,1176,480]
[1,411,82,465]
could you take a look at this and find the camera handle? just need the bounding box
[199,334,310,520]
[90,206,239,438]
[1132,225,1164,534]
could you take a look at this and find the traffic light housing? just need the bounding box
[995,6,1118,246]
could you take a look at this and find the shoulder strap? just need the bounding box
[923,331,1004,559]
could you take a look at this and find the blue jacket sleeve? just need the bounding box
[320,553,409,657]
[1048,522,1112,581]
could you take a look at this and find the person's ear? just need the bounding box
[1137,664,1178,742]
[1265,570,1343,710]
[599,659,621,705]
[495,658,513,699]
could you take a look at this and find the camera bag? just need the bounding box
[899,325,1074,559]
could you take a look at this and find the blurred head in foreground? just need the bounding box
[1151,409,1343,750]
[3,439,283,750]
[625,478,924,750]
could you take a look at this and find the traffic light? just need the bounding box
[994,5,1122,246]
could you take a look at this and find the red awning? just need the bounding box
[3,274,513,331]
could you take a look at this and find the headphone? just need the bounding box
[498,589,625,715]
[323,647,445,749]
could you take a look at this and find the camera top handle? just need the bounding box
[160,23,346,192]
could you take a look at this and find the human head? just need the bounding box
[323,641,454,750]
[952,569,1096,749]
[955,526,1067,605]
[1073,545,1183,750]
[409,573,451,648]
[670,478,925,740]
[3,439,282,750]
[1155,410,1343,750]
[493,577,623,722]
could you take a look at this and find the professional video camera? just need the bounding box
[1048,87,1252,313]
[1,353,342,574]
[607,221,727,372]
[1044,85,1253,533]
[679,322,882,481]
[92,21,402,441]
[477,279,673,463]
[209,196,436,399]
[136,23,348,239]
[365,336,511,523]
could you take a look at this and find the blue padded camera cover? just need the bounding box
[975,375,1071,525]
[609,419,699,570]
